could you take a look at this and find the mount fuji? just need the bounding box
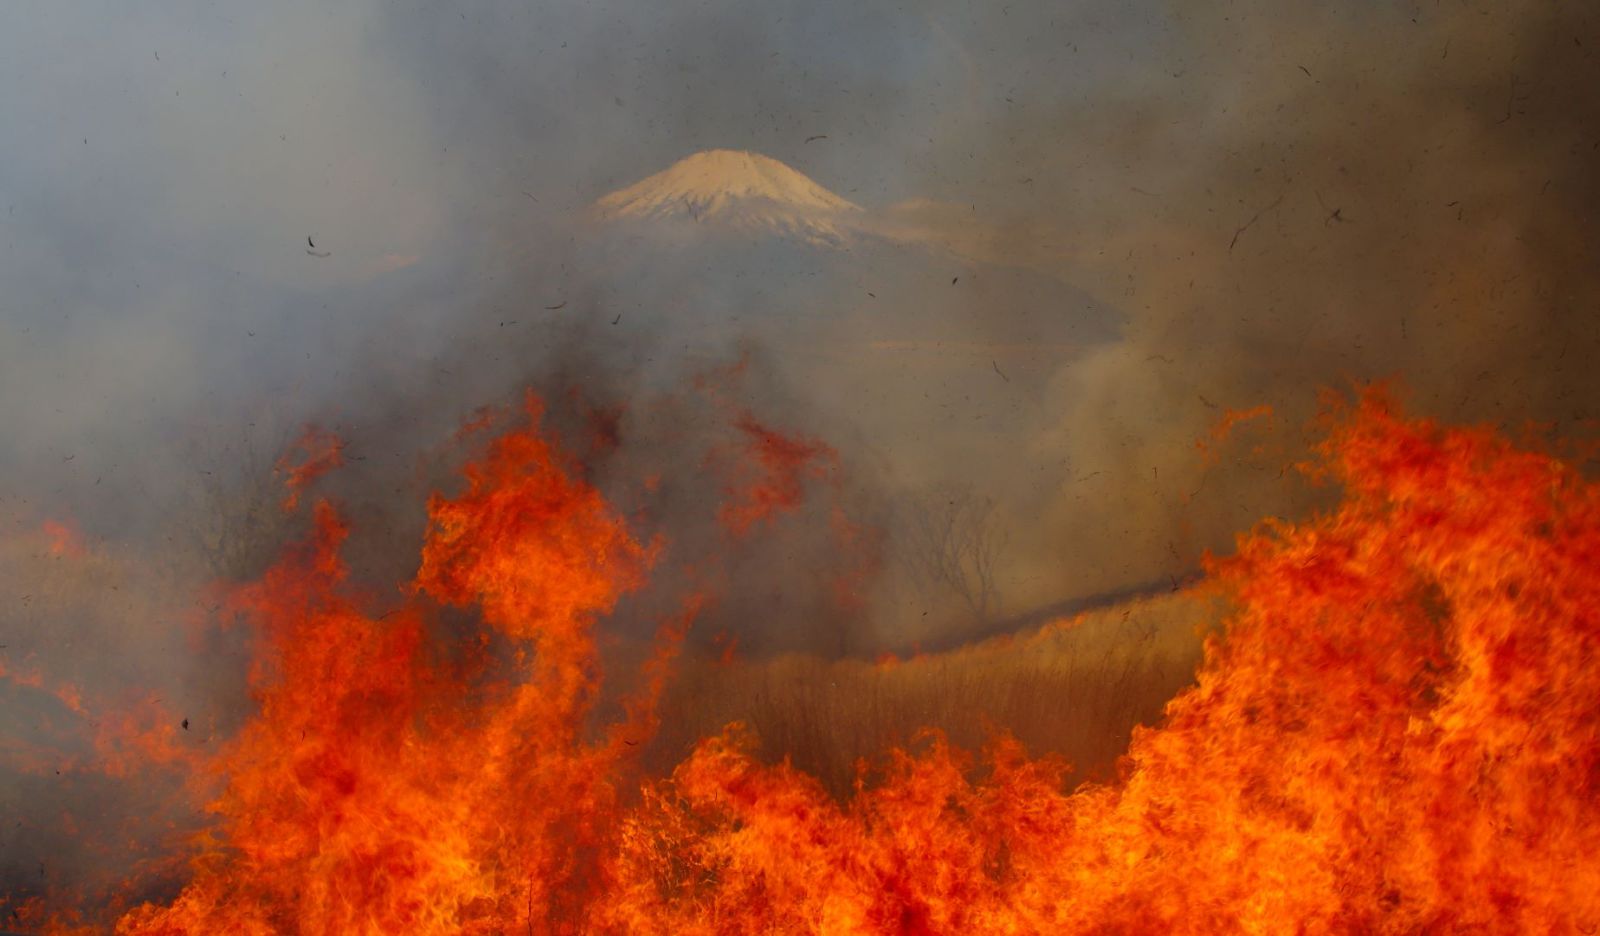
[591,149,869,248]
[580,148,1117,359]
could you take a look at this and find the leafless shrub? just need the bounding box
[899,485,1009,629]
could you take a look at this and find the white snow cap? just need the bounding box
[593,149,863,246]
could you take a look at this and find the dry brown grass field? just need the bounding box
[643,590,1219,796]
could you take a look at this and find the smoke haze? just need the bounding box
[1,0,1597,717]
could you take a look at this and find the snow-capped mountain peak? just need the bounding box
[593,149,864,247]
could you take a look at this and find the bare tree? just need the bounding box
[900,485,1009,627]
[176,411,297,581]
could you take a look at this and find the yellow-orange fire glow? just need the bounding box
[11,388,1600,934]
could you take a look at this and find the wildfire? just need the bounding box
[274,427,346,512]
[9,387,1600,934]
[715,414,837,537]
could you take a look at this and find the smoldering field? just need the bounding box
[2,0,1600,929]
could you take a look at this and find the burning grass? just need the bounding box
[4,387,1599,933]
[646,591,1210,797]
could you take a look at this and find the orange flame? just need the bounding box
[1196,402,1274,465]
[40,519,87,559]
[274,425,345,511]
[13,386,1600,933]
[716,415,837,537]
[111,397,674,935]
[597,388,1600,932]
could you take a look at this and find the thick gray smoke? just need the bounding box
[976,0,1600,604]
[2,0,1596,674]
[353,0,1600,627]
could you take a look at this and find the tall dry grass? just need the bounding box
[644,590,1218,796]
